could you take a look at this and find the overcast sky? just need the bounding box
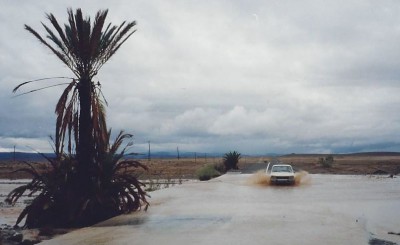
[1,0,400,155]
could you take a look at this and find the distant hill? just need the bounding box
[280,152,400,157]
[3,151,398,162]
[0,152,55,161]
[0,151,224,161]
[344,152,400,156]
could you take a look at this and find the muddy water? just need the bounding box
[37,174,400,245]
[247,170,271,185]
[294,170,311,185]
[0,180,31,225]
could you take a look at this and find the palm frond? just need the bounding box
[66,8,79,63]
[97,86,109,106]
[41,22,69,59]
[12,76,73,93]
[13,83,71,97]
[25,25,72,71]
[90,10,108,58]
[46,13,70,50]
[114,160,148,174]
[55,79,76,113]
[108,22,136,58]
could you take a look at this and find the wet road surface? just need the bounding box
[40,173,400,245]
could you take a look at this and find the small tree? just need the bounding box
[223,151,241,171]
[318,155,334,168]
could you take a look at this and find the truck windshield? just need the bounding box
[272,166,292,172]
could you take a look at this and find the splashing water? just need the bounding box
[247,171,271,186]
[294,171,311,186]
[248,170,311,186]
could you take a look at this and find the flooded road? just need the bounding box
[0,179,31,225]
[38,173,400,245]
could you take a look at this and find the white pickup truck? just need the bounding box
[268,164,295,185]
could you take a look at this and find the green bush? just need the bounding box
[196,164,221,181]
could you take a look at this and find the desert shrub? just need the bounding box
[145,179,162,192]
[214,162,226,173]
[318,155,334,168]
[223,151,241,171]
[196,164,221,181]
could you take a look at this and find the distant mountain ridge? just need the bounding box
[280,152,400,157]
[0,151,226,161]
[1,151,399,162]
[0,152,56,161]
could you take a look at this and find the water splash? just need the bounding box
[247,171,271,186]
[294,171,311,186]
[248,170,311,186]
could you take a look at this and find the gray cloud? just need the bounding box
[1,0,400,154]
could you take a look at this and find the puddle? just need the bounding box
[0,181,33,225]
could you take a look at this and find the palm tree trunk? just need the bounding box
[77,78,94,176]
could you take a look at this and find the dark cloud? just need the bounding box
[1,1,400,154]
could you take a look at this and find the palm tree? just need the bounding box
[8,8,148,228]
[223,151,241,171]
[14,8,136,182]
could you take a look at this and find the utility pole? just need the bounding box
[194,152,197,164]
[177,146,180,160]
[13,145,16,162]
[148,141,151,161]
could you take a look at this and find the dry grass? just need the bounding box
[1,154,400,179]
[132,157,257,179]
[280,154,400,175]
[0,158,225,180]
